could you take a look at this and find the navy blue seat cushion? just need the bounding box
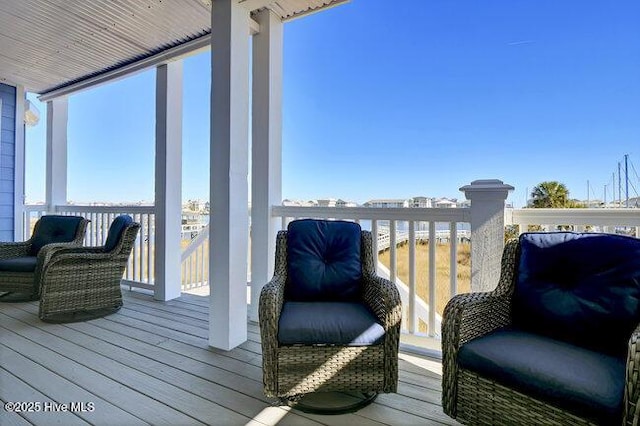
[104,215,133,252]
[29,215,85,256]
[0,256,37,273]
[458,328,625,424]
[513,232,640,356]
[285,219,362,301]
[278,301,385,346]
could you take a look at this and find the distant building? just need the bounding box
[184,199,207,213]
[607,197,639,208]
[456,199,471,208]
[335,199,358,207]
[316,198,337,207]
[363,199,409,208]
[434,198,457,208]
[410,196,432,208]
[282,199,316,207]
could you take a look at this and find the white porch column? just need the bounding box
[45,97,68,212]
[460,179,514,292]
[14,86,25,240]
[154,61,183,301]
[250,8,283,322]
[209,0,250,350]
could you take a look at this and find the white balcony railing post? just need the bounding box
[460,179,514,292]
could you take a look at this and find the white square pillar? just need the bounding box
[460,179,514,292]
[250,8,283,322]
[45,97,68,212]
[154,61,183,301]
[209,0,250,350]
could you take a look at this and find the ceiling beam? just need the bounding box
[249,16,261,34]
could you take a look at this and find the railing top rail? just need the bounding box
[23,204,47,212]
[272,206,471,222]
[181,224,210,261]
[54,205,156,214]
[507,207,640,226]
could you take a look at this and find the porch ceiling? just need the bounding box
[0,0,346,95]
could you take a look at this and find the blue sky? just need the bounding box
[26,0,640,207]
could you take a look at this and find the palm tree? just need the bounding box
[530,181,570,208]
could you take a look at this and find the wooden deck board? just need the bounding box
[0,290,455,426]
[0,366,88,426]
[0,342,143,426]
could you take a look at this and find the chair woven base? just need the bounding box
[456,369,596,425]
[40,305,122,323]
[281,391,378,415]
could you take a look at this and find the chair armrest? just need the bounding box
[34,244,107,297]
[441,238,519,417]
[362,273,402,393]
[258,273,287,346]
[441,291,512,417]
[0,241,31,259]
[37,247,129,302]
[362,274,402,333]
[41,245,106,260]
[36,242,97,271]
[442,291,512,348]
[625,322,640,424]
[258,271,286,398]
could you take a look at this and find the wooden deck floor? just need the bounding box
[0,290,455,426]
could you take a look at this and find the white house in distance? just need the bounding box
[364,199,410,208]
[282,199,315,207]
[434,198,458,208]
[316,198,338,207]
[363,196,468,208]
[282,198,357,207]
[410,196,432,208]
[336,198,358,207]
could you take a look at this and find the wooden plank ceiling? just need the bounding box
[0,0,346,95]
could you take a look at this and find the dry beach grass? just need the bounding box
[379,241,471,320]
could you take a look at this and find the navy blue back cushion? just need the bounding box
[513,232,640,355]
[29,215,84,255]
[104,215,133,252]
[285,219,362,301]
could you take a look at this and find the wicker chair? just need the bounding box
[259,219,401,409]
[38,215,140,323]
[442,232,640,425]
[0,215,89,301]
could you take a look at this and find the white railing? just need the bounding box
[376,227,471,250]
[272,206,472,338]
[506,208,640,236]
[181,224,209,290]
[23,204,156,290]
